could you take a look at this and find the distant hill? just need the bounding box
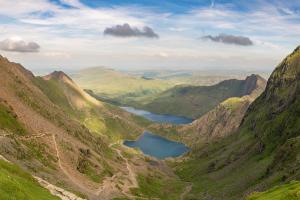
[139,74,267,119]
[71,67,175,104]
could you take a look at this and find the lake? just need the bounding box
[124,131,189,159]
[121,106,193,124]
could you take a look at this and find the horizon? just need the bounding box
[0,0,300,72]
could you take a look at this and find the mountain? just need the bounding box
[0,56,185,200]
[174,46,300,200]
[37,70,149,141]
[139,74,266,119]
[71,67,175,105]
[149,74,266,148]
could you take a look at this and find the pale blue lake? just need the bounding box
[121,106,193,124]
[124,131,189,159]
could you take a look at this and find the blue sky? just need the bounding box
[0,0,300,72]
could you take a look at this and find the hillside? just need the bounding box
[149,74,266,148]
[37,70,149,141]
[0,56,185,200]
[174,46,300,200]
[140,74,266,119]
[246,181,300,200]
[71,67,175,104]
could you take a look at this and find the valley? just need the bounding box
[0,46,299,200]
[1,1,299,199]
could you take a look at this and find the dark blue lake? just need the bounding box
[124,131,189,159]
[121,106,193,124]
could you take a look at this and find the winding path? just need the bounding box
[180,183,193,200]
[96,142,138,199]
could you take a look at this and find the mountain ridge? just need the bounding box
[140,74,267,119]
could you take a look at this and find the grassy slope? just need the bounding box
[130,174,185,200]
[71,67,174,104]
[0,103,27,136]
[0,159,59,200]
[139,77,258,119]
[247,181,300,200]
[174,46,300,200]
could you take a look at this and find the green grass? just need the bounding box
[0,103,27,135]
[247,181,300,200]
[130,174,185,199]
[0,159,59,200]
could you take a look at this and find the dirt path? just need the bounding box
[34,176,85,200]
[180,183,193,200]
[52,134,95,195]
[96,142,139,199]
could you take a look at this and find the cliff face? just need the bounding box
[180,74,266,146]
[241,46,300,151]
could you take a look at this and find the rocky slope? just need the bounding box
[179,74,266,147]
[0,56,184,200]
[140,74,267,119]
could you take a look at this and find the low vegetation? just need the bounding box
[0,159,59,200]
[130,174,185,199]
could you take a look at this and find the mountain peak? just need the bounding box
[243,74,267,97]
[43,71,73,82]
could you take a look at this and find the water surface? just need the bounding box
[124,131,189,159]
[121,106,193,124]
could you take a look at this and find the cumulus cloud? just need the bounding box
[104,23,159,38]
[0,38,40,52]
[202,34,253,46]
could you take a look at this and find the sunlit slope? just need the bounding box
[175,46,300,200]
[72,67,174,103]
[247,181,300,200]
[36,71,149,141]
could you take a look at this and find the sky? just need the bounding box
[0,0,300,73]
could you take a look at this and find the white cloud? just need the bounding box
[0,37,40,52]
[0,0,298,71]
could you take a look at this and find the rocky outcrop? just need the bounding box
[180,74,266,147]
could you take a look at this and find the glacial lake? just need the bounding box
[121,106,193,125]
[124,131,189,159]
